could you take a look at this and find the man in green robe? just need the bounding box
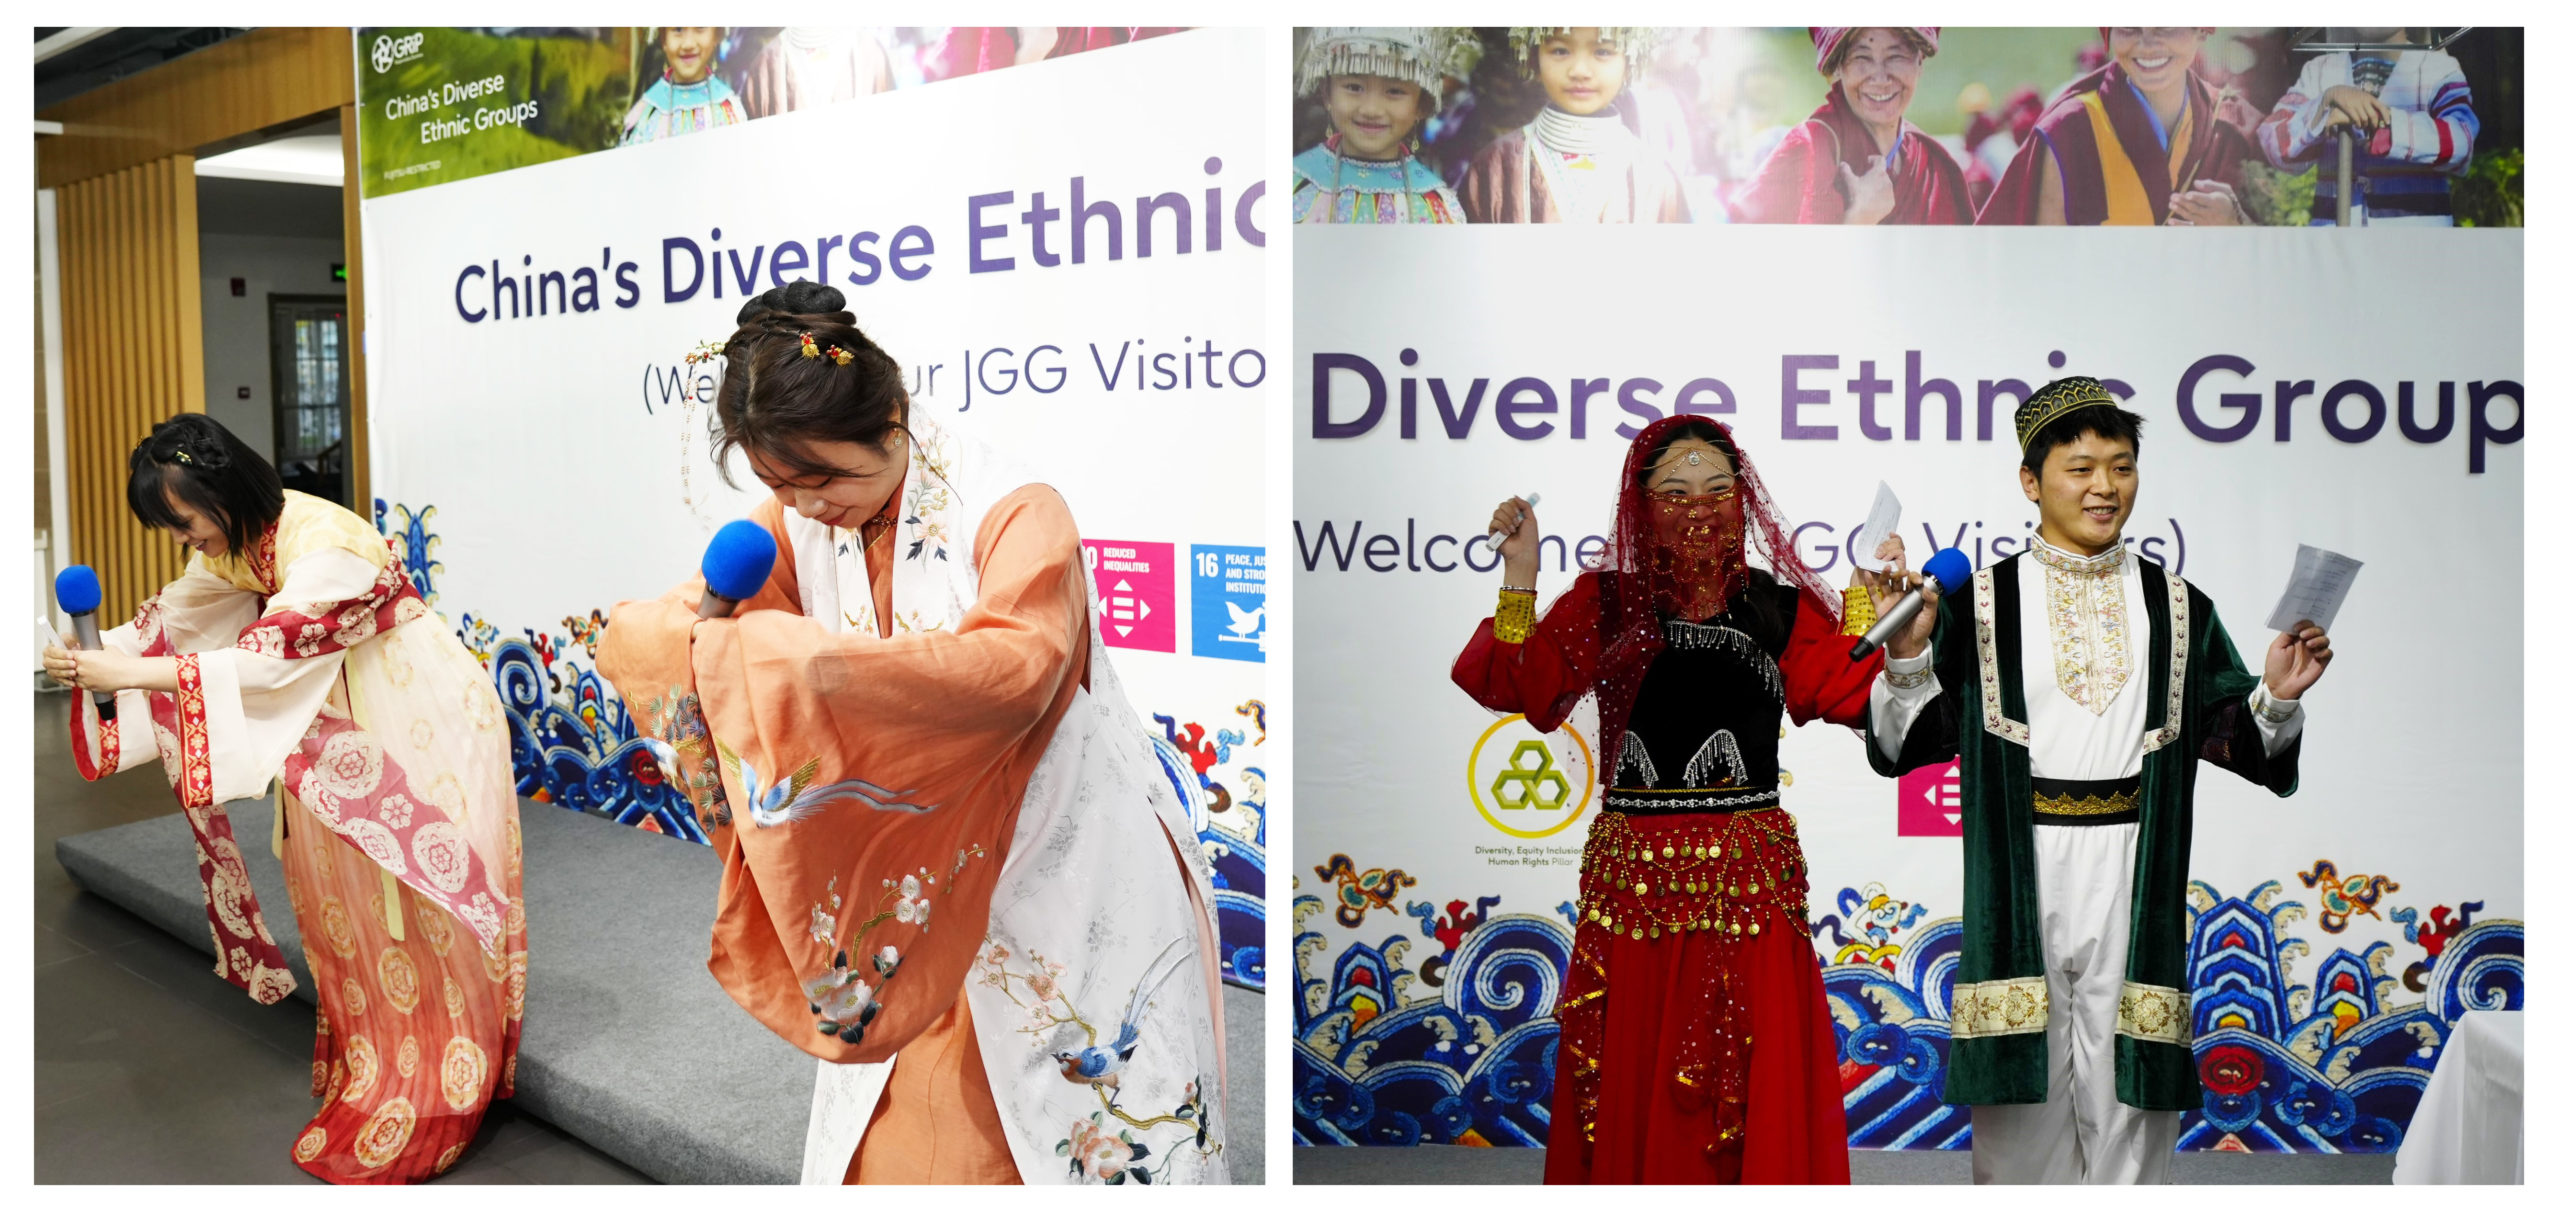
[1855,376,2336,1182]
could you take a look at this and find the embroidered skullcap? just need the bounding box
[1811,27,1942,75]
[1297,28,1481,104]
[2016,376,2119,452]
[1508,27,1668,80]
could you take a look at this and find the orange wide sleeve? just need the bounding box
[597,487,1089,1063]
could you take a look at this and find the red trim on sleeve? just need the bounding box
[173,654,216,808]
[68,697,118,782]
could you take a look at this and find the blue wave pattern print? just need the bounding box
[1293,869,2522,1153]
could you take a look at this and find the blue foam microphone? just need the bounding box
[53,565,115,721]
[1850,547,1973,662]
[697,521,779,618]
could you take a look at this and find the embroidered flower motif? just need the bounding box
[434,1143,469,1175]
[441,1036,490,1109]
[350,1097,417,1170]
[1065,1114,1135,1181]
[378,945,422,1015]
[417,904,454,958]
[294,1128,328,1163]
[915,899,932,930]
[444,977,466,1019]
[246,624,288,657]
[411,821,472,894]
[425,772,469,824]
[458,893,504,950]
[463,682,502,731]
[320,897,359,958]
[343,1034,380,1102]
[345,819,406,875]
[504,952,528,1020]
[377,793,416,830]
[343,977,369,1017]
[207,840,256,939]
[398,1035,420,1079]
[896,896,918,924]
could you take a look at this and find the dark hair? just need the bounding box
[1643,417,1738,477]
[709,279,908,484]
[2023,404,2145,479]
[126,414,285,556]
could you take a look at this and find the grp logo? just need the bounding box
[1897,757,1963,837]
[371,32,425,75]
[1465,714,1595,839]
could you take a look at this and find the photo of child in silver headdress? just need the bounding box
[1292,28,1481,224]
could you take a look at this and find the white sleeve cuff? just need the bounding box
[2250,681,2305,756]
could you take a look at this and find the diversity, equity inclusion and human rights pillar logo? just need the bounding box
[1465,715,1595,839]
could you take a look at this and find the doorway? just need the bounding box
[267,294,349,507]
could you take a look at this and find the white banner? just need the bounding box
[361,28,1271,987]
[1292,225,2523,1151]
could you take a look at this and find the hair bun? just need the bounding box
[735,278,847,326]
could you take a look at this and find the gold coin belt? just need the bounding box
[1578,804,1812,942]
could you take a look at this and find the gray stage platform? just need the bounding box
[56,796,1264,1185]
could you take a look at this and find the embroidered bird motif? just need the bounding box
[716,743,938,827]
[1055,940,1193,1098]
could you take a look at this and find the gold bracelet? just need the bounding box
[1494,589,1537,644]
[1841,584,1876,638]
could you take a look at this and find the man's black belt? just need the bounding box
[2029,775,2141,826]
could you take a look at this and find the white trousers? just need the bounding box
[1970,823,2178,1184]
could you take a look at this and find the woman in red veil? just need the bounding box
[1452,415,1880,1184]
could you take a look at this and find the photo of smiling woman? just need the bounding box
[1455,27,1692,223]
[45,415,526,1183]
[1732,27,1971,224]
[595,280,1229,1184]
[1293,27,1481,224]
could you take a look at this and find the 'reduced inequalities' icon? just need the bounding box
[1467,714,1594,839]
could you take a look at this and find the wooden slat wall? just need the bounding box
[37,28,355,190]
[58,156,208,618]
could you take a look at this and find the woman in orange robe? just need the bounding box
[599,280,1228,1185]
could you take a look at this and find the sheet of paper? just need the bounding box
[34,615,65,653]
[2266,545,2362,633]
[1853,481,1901,572]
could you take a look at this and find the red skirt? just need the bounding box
[1544,802,1849,1185]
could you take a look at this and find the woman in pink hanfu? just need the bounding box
[48,414,525,1183]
